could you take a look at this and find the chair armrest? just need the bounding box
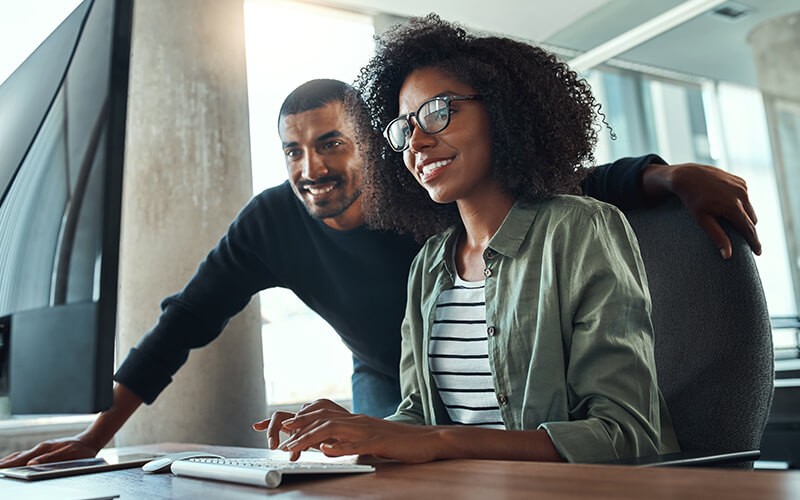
[600,450,761,467]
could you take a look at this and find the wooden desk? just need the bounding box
[2,443,799,499]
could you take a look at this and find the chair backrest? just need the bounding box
[624,197,774,468]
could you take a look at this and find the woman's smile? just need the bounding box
[417,157,454,183]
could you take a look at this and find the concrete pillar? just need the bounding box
[115,0,266,447]
[748,13,800,101]
[748,12,800,314]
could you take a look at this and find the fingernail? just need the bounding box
[720,248,731,259]
[283,418,295,425]
[268,437,275,449]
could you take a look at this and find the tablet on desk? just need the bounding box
[1,453,160,480]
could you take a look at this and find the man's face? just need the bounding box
[279,101,364,228]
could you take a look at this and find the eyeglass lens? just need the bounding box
[386,119,411,152]
[418,99,450,134]
[387,97,451,151]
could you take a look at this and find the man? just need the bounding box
[0,79,760,466]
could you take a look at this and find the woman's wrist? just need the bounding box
[428,427,463,460]
[430,426,490,460]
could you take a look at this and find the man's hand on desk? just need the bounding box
[0,384,142,468]
[0,435,100,468]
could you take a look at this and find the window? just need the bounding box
[714,83,797,318]
[587,70,655,161]
[589,69,712,163]
[589,67,797,334]
[243,0,375,407]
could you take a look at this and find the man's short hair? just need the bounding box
[278,79,354,126]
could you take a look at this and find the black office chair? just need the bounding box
[618,197,774,468]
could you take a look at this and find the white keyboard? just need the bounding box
[170,457,375,488]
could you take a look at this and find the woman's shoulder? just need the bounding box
[537,194,619,212]
[519,195,634,246]
[529,194,626,223]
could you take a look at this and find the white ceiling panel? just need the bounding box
[298,0,798,87]
[309,0,612,41]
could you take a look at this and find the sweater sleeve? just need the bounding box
[582,154,667,210]
[114,196,277,404]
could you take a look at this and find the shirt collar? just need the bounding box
[426,199,542,273]
[488,199,542,259]
[428,225,460,275]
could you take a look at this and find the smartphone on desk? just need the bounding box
[1,453,160,480]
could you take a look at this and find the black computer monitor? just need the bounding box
[0,0,133,414]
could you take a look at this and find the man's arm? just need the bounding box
[584,156,761,259]
[0,384,142,467]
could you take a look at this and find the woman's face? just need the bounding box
[398,67,493,205]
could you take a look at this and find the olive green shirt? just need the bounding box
[386,195,679,463]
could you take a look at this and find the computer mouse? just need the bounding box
[141,452,224,473]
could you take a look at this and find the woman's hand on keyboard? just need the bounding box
[253,399,350,461]
[262,402,445,464]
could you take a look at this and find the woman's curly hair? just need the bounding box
[351,14,601,241]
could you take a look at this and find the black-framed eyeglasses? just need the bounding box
[383,95,483,152]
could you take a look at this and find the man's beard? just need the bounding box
[298,176,361,220]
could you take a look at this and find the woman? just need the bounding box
[254,14,679,464]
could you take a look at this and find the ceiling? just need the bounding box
[546,0,799,87]
[309,0,799,87]
[308,0,613,41]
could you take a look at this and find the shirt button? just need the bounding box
[497,394,508,405]
[485,249,497,260]
[483,267,492,278]
[487,326,497,337]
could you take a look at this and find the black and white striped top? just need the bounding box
[428,274,505,429]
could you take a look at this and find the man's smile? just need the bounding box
[298,177,342,202]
